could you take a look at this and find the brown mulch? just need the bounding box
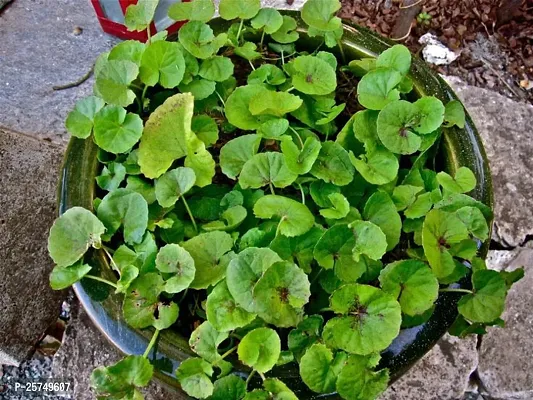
[338,0,533,103]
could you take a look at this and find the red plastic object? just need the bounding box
[90,0,189,42]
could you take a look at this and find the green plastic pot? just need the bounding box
[58,12,493,399]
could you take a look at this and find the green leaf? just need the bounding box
[93,105,143,154]
[48,207,106,267]
[313,224,355,270]
[138,93,193,179]
[349,147,398,185]
[238,327,281,373]
[413,96,445,134]
[253,261,311,327]
[108,40,146,66]
[225,84,267,130]
[189,321,229,363]
[301,0,341,31]
[290,55,337,95]
[254,195,315,237]
[500,268,525,289]
[96,162,126,192]
[251,8,283,33]
[140,41,185,88]
[91,355,153,399]
[244,390,270,400]
[122,273,163,328]
[363,191,402,251]
[310,141,355,186]
[179,78,217,100]
[456,206,489,241]
[115,265,139,294]
[376,44,411,75]
[126,176,156,205]
[336,255,382,284]
[310,181,341,207]
[248,64,286,86]
[219,0,260,20]
[207,280,256,332]
[176,358,214,399]
[392,185,423,211]
[336,355,389,400]
[269,226,324,273]
[270,16,299,44]
[288,315,324,362]
[182,231,234,289]
[434,193,493,221]
[184,131,216,187]
[97,189,149,245]
[168,0,215,22]
[95,60,139,107]
[249,91,303,117]
[319,193,350,219]
[352,109,379,146]
[211,375,247,400]
[50,261,93,290]
[257,118,289,139]
[226,247,282,312]
[379,260,439,316]
[458,270,507,323]
[192,115,219,146]
[444,100,466,128]
[66,96,105,138]
[124,0,158,31]
[240,152,297,189]
[155,244,195,293]
[220,134,262,179]
[199,56,234,82]
[357,68,401,110]
[281,137,322,175]
[178,21,228,59]
[348,58,376,77]
[203,205,248,232]
[323,284,402,354]
[422,209,469,280]
[404,191,434,219]
[350,220,388,261]
[376,100,422,155]
[437,166,477,194]
[154,167,196,208]
[300,344,347,394]
[153,302,179,330]
[263,378,298,400]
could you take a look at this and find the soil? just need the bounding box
[338,0,533,103]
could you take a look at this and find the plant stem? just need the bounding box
[130,83,143,91]
[141,85,149,109]
[258,371,266,381]
[178,288,189,304]
[83,274,117,289]
[269,182,276,195]
[289,126,304,148]
[248,60,256,70]
[281,50,285,66]
[439,288,473,294]
[181,196,198,233]
[275,216,286,237]
[285,86,295,93]
[236,19,244,45]
[220,345,238,360]
[310,268,324,285]
[102,247,119,272]
[337,39,346,63]
[297,182,305,204]
[260,30,266,48]
[319,307,333,313]
[143,329,160,358]
[246,370,257,388]
[215,90,226,107]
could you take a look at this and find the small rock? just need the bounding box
[419,33,459,65]
[72,26,83,36]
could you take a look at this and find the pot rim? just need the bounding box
[58,12,493,397]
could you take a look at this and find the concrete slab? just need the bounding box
[446,77,533,247]
[0,0,119,144]
[477,249,533,400]
[380,334,478,400]
[0,128,65,366]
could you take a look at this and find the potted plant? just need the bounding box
[47,0,523,399]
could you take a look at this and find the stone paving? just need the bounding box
[1,0,533,399]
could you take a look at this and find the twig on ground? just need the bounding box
[53,64,94,91]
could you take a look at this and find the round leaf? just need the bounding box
[206,280,256,332]
[377,100,422,155]
[413,96,445,134]
[96,162,127,192]
[249,91,303,117]
[379,260,439,316]
[154,167,196,208]
[301,0,341,31]
[124,0,157,31]
[458,270,507,323]
[140,41,185,88]
[225,85,267,130]
[238,328,281,373]
[240,152,297,189]
[168,0,215,22]
[349,147,398,185]
[437,166,476,194]
[50,261,93,290]
[357,68,401,110]
[122,273,164,328]
[176,358,214,399]
[199,56,234,82]
[220,134,261,179]
[270,16,299,44]
[97,189,149,245]
[376,44,412,75]
[444,100,466,128]
[253,261,311,327]
[363,191,402,251]
[291,55,337,95]
[456,206,489,241]
[300,343,347,394]
[211,375,247,400]
[95,60,139,107]
[178,21,228,59]
[219,0,260,20]
[319,193,350,220]
[323,284,402,354]
[336,355,389,400]
[350,220,388,261]
[253,195,314,237]
[65,96,105,139]
[153,302,179,330]
[226,247,281,312]
[251,8,283,34]
[281,136,321,175]
[93,106,143,154]
[310,141,354,186]
[155,244,195,293]
[189,321,229,363]
[48,207,106,267]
